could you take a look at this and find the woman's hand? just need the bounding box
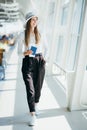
[24,50,33,56]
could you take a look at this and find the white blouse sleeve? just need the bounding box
[42,33,49,61]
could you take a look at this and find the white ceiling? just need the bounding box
[16,0,41,15]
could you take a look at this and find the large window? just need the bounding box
[52,0,85,75]
[66,0,85,70]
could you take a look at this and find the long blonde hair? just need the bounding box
[25,18,40,46]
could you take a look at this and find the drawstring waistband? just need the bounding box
[24,53,42,59]
[35,53,42,57]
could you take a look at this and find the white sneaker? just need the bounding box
[29,115,36,126]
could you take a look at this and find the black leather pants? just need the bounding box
[21,54,45,112]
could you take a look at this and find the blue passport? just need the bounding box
[30,46,37,55]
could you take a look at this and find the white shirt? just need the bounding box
[17,31,49,61]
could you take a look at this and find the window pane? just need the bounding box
[55,36,64,65]
[46,1,56,52]
[46,1,55,30]
[61,6,68,25]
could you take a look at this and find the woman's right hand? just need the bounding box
[24,50,33,56]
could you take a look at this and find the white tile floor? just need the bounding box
[0,44,87,130]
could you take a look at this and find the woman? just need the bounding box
[20,12,48,126]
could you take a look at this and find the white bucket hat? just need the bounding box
[25,12,38,24]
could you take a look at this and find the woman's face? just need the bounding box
[30,17,38,28]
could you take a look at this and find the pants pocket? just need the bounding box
[40,56,46,67]
[22,57,29,72]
